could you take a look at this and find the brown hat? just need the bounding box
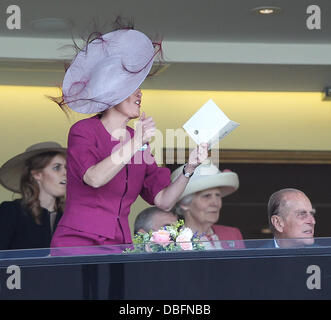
[0,142,66,193]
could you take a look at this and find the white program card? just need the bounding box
[183,99,239,149]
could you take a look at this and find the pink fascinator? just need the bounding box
[62,29,155,114]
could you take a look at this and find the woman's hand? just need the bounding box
[134,112,156,146]
[185,142,209,174]
[153,142,209,211]
[84,112,156,188]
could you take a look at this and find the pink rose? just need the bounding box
[150,230,171,246]
[176,234,193,251]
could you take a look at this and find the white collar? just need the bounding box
[273,238,280,248]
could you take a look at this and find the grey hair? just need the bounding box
[172,194,195,218]
[267,188,305,232]
[134,206,177,234]
[134,207,158,234]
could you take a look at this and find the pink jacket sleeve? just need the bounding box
[139,154,171,205]
[67,121,101,181]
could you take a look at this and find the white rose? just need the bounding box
[177,227,193,241]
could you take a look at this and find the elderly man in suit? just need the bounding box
[265,188,316,248]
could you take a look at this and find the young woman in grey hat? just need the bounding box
[0,142,67,250]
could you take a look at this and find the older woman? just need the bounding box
[0,142,66,250]
[172,159,244,249]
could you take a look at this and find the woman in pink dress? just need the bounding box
[51,24,208,249]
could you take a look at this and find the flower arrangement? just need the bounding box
[124,220,205,253]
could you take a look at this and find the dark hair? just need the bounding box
[20,151,66,224]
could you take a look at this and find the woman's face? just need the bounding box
[114,88,142,119]
[186,188,222,226]
[32,154,67,198]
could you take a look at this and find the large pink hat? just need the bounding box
[62,29,155,114]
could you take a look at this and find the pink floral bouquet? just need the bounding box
[124,220,204,253]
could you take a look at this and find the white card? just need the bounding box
[183,99,239,149]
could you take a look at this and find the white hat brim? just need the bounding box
[171,162,239,200]
[179,172,239,200]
